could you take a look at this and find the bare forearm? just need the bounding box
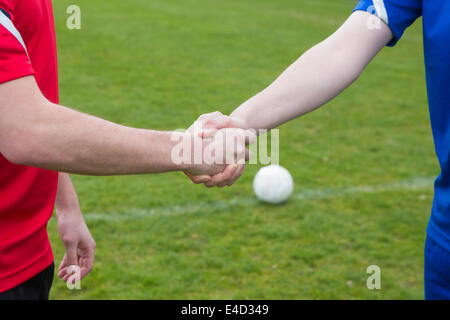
[29,103,181,174]
[231,43,363,130]
[0,77,188,175]
[230,11,392,130]
[22,103,184,175]
[55,173,81,212]
[231,48,355,130]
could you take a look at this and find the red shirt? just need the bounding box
[0,0,58,292]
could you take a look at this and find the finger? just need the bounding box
[58,254,67,272]
[205,165,236,188]
[58,267,68,278]
[204,181,216,188]
[62,273,71,282]
[227,164,245,186]
[80,264,91,279]
[65,243,79,267]
[245,129,257,145]
[184,172,211,184]
[199,128,218,138]
[217,165,239,188]
[191,175,212,183]
[189,112,223,133]
[217,164,240,187]
[201,116,248,138]
[219,163,244,187]
[197,111,223,122]
[212,165,235,183]
[80,250,95,279]
[204,116,248,130]
[57,254,68,278]
[66,264,82,284]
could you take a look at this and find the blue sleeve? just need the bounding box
[353,0,422,47]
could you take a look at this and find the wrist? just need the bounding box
[167,131,197,172]
[227,112,251,129]
[55,202,81,218]
[171,132,215,173]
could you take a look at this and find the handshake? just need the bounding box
[179,111,256,188]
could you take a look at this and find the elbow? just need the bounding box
[347,66,364,85]
[2,143,28,165]
[331,45,367,85]
[1,131,46,166]
[1,139,37,166]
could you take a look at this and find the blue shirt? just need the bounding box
[353,1,450,249]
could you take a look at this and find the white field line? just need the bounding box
[83,176,435,222]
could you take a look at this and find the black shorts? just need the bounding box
[0,263,54,300]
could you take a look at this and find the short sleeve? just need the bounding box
[353,0,422,47]
[0,8,34,84]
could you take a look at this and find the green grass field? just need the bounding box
[48,0,436,299]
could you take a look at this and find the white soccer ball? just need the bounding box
[253,165,294,204]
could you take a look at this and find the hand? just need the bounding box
[56,207,96,284]
[185,126,255,173]
[185,162,246,188]
[185,112,252,187]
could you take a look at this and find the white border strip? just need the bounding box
[373,0,389,24]
[0,10,28,55]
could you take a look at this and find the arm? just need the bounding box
[230,11,392,130]
[55,172,95,283]
[189,11,393,186]
[0,76,185,175]
[0,76,249,175]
